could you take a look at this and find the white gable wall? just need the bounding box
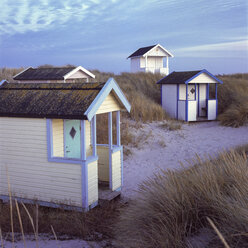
[189,73,217,84]
[162,84,177,118]
[147,46,168,56]
[67,70,89,80]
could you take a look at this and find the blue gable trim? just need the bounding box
[185,69,223,84]
[84,78,131,121]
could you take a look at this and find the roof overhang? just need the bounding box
[143,44,174,58]
[185,69,223,84]
[84,78,131,121]
[64,66,95,80]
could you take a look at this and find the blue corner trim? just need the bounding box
[206,84,209,119]
[197,84,200,117]
[0,79,8,86]
[84,78,131,121]
[176,84,179,119]
[81,160,88,209]
[194,84,197,100]
[185,84,188,121]
[185,69,223,84]
[215,84,218,118]
[108,112,113,190]
[121,146,123,187]
[116,111,121,146]
[160,85,162,105]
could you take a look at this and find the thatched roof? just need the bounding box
[13,67,76,80]
[0,82,105,119]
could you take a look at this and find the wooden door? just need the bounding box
[199,84,207,117]
[64,120,81,159]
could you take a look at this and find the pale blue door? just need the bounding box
[64,120,81,159]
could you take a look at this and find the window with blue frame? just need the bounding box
[48,119,82,160]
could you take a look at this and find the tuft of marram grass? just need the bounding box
[217,74,248,127]
[114,149,248,248]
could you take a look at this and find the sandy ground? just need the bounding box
[122,121,248,199]
[2,121,248,248]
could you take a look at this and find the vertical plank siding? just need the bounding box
[87,160,98,205]
[0,117,82,207]
[96,93,122,115]
[52,119,64,157]
[111,150,121,191]
[97,145,109,182]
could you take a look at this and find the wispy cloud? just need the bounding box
[0,0,121,35]
[174,40,248,58]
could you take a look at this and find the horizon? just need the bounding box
[0,0,247,75]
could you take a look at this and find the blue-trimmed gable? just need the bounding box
[185,69,223,84]
[84,78,131,121]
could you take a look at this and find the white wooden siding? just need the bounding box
[147,46,168,56]
[178,101,186,121]
[87,160,98,205]
[162,85,177,118]
[131,58,140,72]
[189,73,217,84]
[0,117,82,207]
[97,145,109,182]
[96,92,122,115]
[179,84,186,100]
[111,150,121,191]
[208,100,217,120]
[67,70,88,79]
[188,101,197,121]
[52,119,64,157]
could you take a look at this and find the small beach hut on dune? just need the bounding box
[157,69,223,121]
[0,78,130,211]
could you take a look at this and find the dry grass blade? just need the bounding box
[36,204,39,237]
[15,200,27,248]
[51,225,60,248]
[6,167,14,248]
[207,217,230,248]
[21,202,39,248]
[0,227,4,248]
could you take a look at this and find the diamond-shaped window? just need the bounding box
[70,127,76,139]
[190,88,195,94]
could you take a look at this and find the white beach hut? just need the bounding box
[0,78,130,211]
[127,44,174,75]
[157,69,223,121]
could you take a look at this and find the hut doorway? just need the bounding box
[64,120,81,159]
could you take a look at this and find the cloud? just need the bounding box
[0,0,121,35]
[174,40,248,58]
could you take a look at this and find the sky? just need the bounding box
[0,0,247,74]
